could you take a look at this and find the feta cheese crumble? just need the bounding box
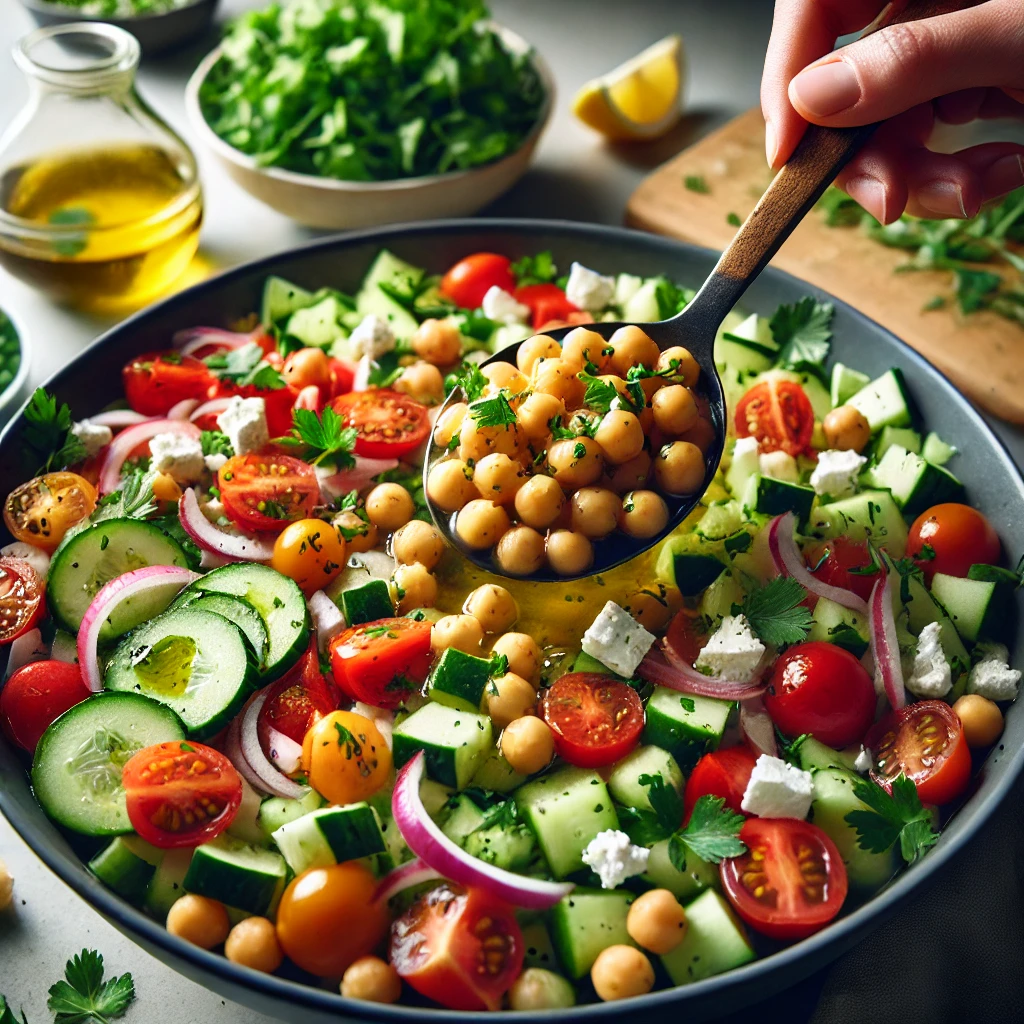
[204,453,228,472]
[809,449,867,497]
[906,621,951,698]
[565,262,615,312]
[581,829,650,889]
[853,746,873,774]
[481,286,531,325]
[732,436,760,460]
[348,314,396,360]
[695,614,765,683]
[581,601,656,677]
[741,755,814,820]
[71,419,113,458]
[217,395,269,456]
[149,432,205,485]
[967,642,1021,702]
[758,450,800,483]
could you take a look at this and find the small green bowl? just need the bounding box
[0,308,32,426]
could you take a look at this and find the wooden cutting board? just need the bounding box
[626,107,1024,425]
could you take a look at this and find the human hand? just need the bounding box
[761,0,1024,222]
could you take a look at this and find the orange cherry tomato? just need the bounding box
[270,518,347,594]
[4,472,97,553]
[301,709,392,805]
[907,502,1001,581]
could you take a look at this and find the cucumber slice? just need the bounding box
[549,888,635,979]
[144,848,193,921]
[847,368,913,432]
[32,692,184,836]
[643,686,733,771]
[660,890,755,984]
[89,835,163,904]
[830,363,870,407]
[171,591,270,673]
[286,296,349,348]
[104,608,258,738]
[47,519,188,636]
[261,275,314,326]
[183,835,287,916]
[427,647,492,712]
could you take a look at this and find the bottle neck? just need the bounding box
[14,22,140,98]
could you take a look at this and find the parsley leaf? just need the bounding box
[968,556,1024,588]
[776,730,810,767]
[668,794,746,867]
[276,406,357,467]
[741,577,812,648]
[0,995,27,1024]
[639,773,684,835]
[204,342,285,390]
[445,360,489,402]
[578,372,638,414]
[87,468,158,530]
[47,948,135,1024]
[684,174,710,194]
[844,773,939,865]
[200,430,233,458]
[22,388,87,474]
[511,251,557,286]
[770,297,834,377]
[468,392,517,429]
[726,211,742,227]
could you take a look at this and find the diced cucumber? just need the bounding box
[469,747,526,793]
[262,275,314,326]
[89,835,163,904]
[418,778,454,818]
[272,802,387,875]
[748,475,815,525]
[810,489,908,557]
[847,368,913,432]
[171,592,270,673]
[355,288,419,341]
[571,650,621,678]
[660,890,755,984]
[643,686,733,771]
[830,363,870,408]
[441,793,488,845]
[227,778,269,847]
[796,736,859,773]
[726,440,760,499]
[339,578,393,626]
[808,597,871,658]
[930,572,1006,643]
[655,533,726,597]
[696,501,744,541]
[257,789,324,838]
[392,702,493,789]
[144,848,193,920]
[32,693,184,836]
[549,889,635,979]
[606,745,684,812]
[797,373,832,421]
[874,425,922,460]
[642,839,719,902]
[104,607,258,739]
[863,444,964,517]
[464,823,536,871]
[184,835,287,916]
[902,573,970,675]
[614,273,643,309]
[428,647,492,712]
[516,767,619,880]
[359,249,424,296]
[48,519,188,636]
[286,295,349,348]
[699,571,747,629]
[622,279,660,322]
[922,431,957,466]
[521,920,559,971]
[715,332,776,374]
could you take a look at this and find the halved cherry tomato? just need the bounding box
[764,641,876,749]
[4,472,97,554]
[440,253,516,309]
[0,558,45,646]
[0,660,90,752]
[211,381,297,438]
[683,746,758,821]
[865,699,971,806]
[539,673,644,768]
[390,883,524,1011]
[666,608,709,666]
[123,352,213,417]
[514,283,579,330]
[218,454,319,533]
[330,389,430,459]
[720,818,848,940]
[805,536,878,602]
[907,503,1001,581]
[328,357,355,398]
[121,740,242,848]
[735,378,814,457]
[329,617,433,709]
[257,644,336,748]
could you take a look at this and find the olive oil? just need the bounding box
[0,143,202,312]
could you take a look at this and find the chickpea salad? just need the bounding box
[0,247,1021,1011]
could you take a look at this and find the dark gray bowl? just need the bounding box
[18,0,219,55]
[1,220,1022,1023]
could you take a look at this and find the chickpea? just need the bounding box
[608,325,659,377]
[464,583,518,633]
[595,410,645,465]
[591,944,655,1002]
[514,474,565,529]
[623,586,676,632]
[225,917,284,973]
[473,452,526,505]
[561,327,610,372]
[548,437,604,490]
[620,490,669,539]
[496,525,547,576]
[508,968,576,1010]
[953,694,1004,748]
[412,318,462,366]
[0,857,12,912]
[455,499,510,550]
[655,440,706,495]
[486,671,537,727]
[482,361,528,395]
[570,486,621,540]
[282,346,331,391]
[532,359,585,409]
[365,483,415,531]
[678,416,717,455]
[427,459,477,513]
[626,889,688,955]
[604,450,652,493]
[517,392,565,444]
[492,632,542,683]
[340,955,402,1004]
[433,402,467,448]
[823,405,871,453]
[637,374,666,403]
[395,361,444,405]
[431,614,484,654]
[392,520,444,569]
[166,894,230,949]
[501,715,554,775]
[546,529,594,576]
[332,510,378,554]
[393,562,437,613]
[459,415,525,464]
[656,345,700,387]
[651,384,699,435]
[517,334,562,375]
[597,374,632,403]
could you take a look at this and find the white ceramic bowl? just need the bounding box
[0,308,32,426]
[184,24,554,230]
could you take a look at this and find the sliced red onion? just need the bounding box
[294,385,321,412]
[167,399,200,421]
[740,697,778,757]
[189,397,233,423]
[267,726,303,774]
[200,549,233,570]
[240,690,310,799]
[869,572,906,710]
[638,646,767,701]
[373,858,443,904]
[77,565,199,692]
[315,456,400,501]
[308,590,346,652]
[174,326,262,357]
[352,355,372,392]
[99,418,201,494]
[89,409,150,429]
[393,752,574,910]
[354,701,394,750]
[179,489,275,562]
[225,716,270,796]
[767,512,869,615]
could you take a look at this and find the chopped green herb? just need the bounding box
[469,392,517,429]
[445,360,489,402]
[22,388,87,475]
[684,175,710,194]
[770,297,834,378]
[204,342,285,390]
[726,211,742,227]
[742,577,812,648]
[668,794,746,866]
[47,948,136,1024]
[511,251,557,286]
[275,406,357,467]
[845,773,939,865]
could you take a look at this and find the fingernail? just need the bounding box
[765,119,778,168]
[917,180,976,219]
[983,154,1024,199]
[790,61,861,117]
[844,175,888,224]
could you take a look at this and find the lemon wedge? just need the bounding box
[572,35,685,142]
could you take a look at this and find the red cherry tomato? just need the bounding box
[865,699,971,806]
[390,883,524,1011]
[907,503,1001,581]
[122,352,213,417]
[683,746,758,821]
[440,253,516,310]
[258,644,337,749]
[211,381,297,438]
[539,673,644,769]
[218,454,320,533]
[735,379,814,457]
[329,617,433,709]
[0,558,45,645]
[328,357,356,397]
[330,389,430,459]
[513,283,579,330]
[121,740,242,848]
[764,641,876,749]
[805,537,878,602]
[720,818,848,940]
[0,660,90,752]
[665,608,709,666]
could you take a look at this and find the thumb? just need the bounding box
[787,0,1024,126]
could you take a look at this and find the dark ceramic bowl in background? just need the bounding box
[0,220,1021,1023]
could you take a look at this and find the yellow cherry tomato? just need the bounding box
[301,710,391,805]
[270,518,347,594]
[3,472,97,553]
